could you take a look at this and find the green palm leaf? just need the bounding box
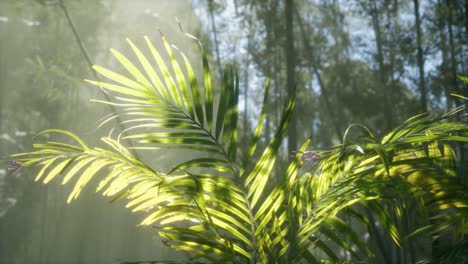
[13,35,468,263]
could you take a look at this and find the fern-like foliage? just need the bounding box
[13,35,467,263]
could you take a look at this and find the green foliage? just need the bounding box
[13,36,468,263]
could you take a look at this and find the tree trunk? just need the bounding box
[264,17,271,143]
[243,4,256,143]
[208,0,222,76]
[285,0,297,153]
[273,53,280,131]
[465,0,468,36]
[436,0,452,111]
[243,45,250,140]
[369,2,393,130]
[413,0,428,112]
[295,6,343,141]
[446,0,460,106]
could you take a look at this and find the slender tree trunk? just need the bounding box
[446,0,460,106]
[243,5,255,142]
[465,0,468,36]
[387,3,397,85]
[446,0,466,189]
[437,0,452,110]
[59,0,138,149]
[413,0,428,112]
[208,0,222,76]
[315,69,343,140]
[285,0,297,153]
[447,0,468,192]
[273,53,280,129]
[264,3,272,144]
[233,0,239,16]
[369,2,393,130]
[0,24,5,259]
[243,49,250,138]
[264,0,278,143]
[295,7,342,141]
[456,7,466,96]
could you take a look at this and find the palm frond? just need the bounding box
[13,35,468,263]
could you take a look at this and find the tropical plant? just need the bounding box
[13,34,467,263]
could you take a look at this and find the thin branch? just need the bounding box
[58,0,140,158]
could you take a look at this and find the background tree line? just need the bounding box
[194,0,467,262]
[195,0,466,147]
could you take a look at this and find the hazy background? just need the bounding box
[0,0,466,263]
[0,1,202,263]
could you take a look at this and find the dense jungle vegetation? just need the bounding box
[0,0,466,263]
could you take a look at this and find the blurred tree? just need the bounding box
[224,0,461,262]
[285,0,297,154]
[413,0,428,112]
[0,1,109,262]
[0,0,204,263]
